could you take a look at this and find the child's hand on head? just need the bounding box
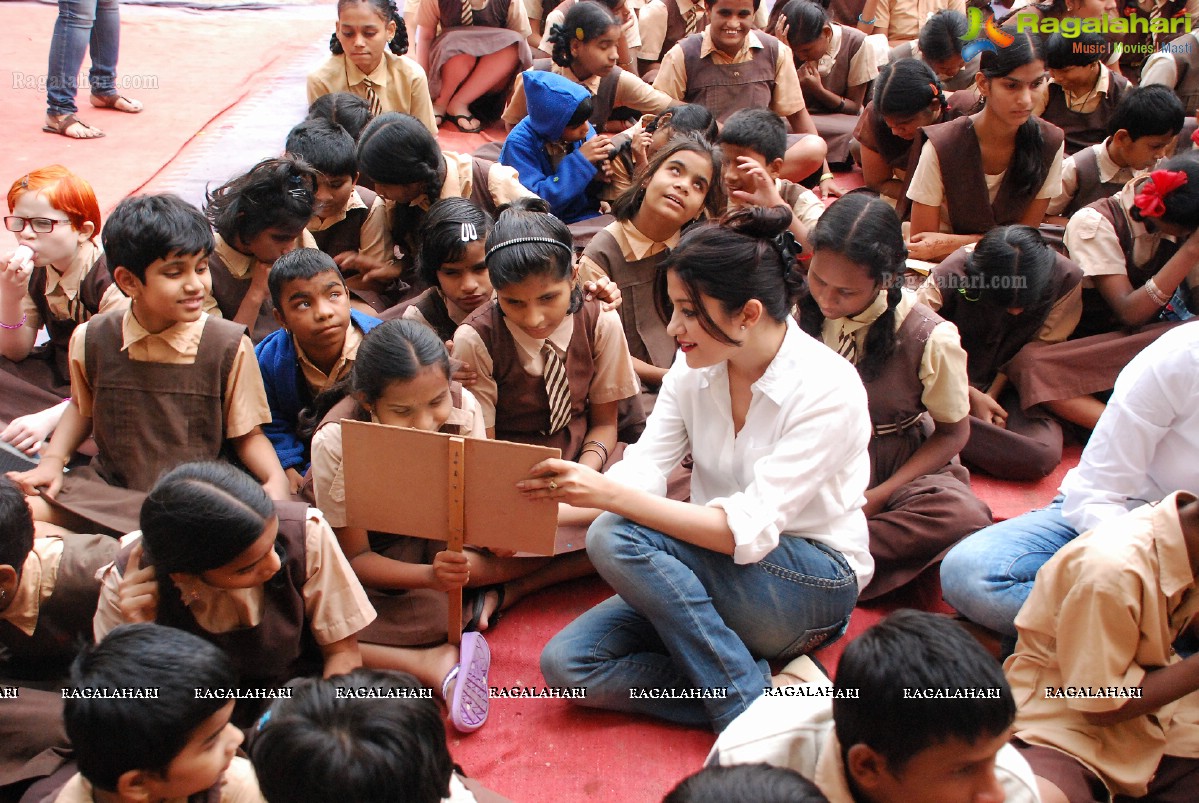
[583,275,623,311]
[729,156,787,210]
[580,135,614,164]
[430,549,470,591]
[117,543,159,624]
[772,15,790,41]
[631,128,653,168]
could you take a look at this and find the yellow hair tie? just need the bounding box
[575,27,585,40]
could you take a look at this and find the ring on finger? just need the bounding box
[548,480,558,491]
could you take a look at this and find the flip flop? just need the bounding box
[89,93,143,113]
[42,114,105,139]
[433,110,446,127]
[462,584,506,633]
[441,631,491,732]
[446,113,483,134]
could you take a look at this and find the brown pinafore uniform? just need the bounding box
[1168,40,1199,115]
[913,115,1065,234]
[208,249,279,344]
[463,298,600,461]
[932,249,1083,480]
[387,286,461,343]
[47,312,246,536]
[311,390,467,647]
[678,32,780,124]
[532,57,621,130]
[1060,145,1125,218]
[807,25,868,163]
[583,229,675,370]
[1040,72,1131,156]
[311,187,378,258]
[1005,194,1181,410]
[854,303,992,600]
[114,501,321,725]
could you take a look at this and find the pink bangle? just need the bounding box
[0,312,27,330]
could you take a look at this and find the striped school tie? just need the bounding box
[362,79,382,117]
[461,0,473,26]
[836,326,858,364]
[685,3,704,35]
[541,343,572,435]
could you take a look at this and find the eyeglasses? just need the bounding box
[4,216,72,234]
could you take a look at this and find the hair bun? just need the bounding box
[718,205,793,240]
[497,196,552,216]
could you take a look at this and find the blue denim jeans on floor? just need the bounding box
[940,496,1078,638]
[46,0,121,115]
[541,513,859,732]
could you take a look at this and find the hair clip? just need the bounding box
[461,222,478,242]
[958,287,981,302]
[257,709,273,729]
[1134,169,1188,219]
[288,187,310,200]
[19,175,30,189]
[576,27,585,40]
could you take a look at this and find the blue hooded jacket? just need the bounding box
[500,70,601,223]
[254,308,382,472]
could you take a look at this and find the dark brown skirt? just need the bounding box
[427,27,532,99]
[357,535,452,647]
[0,686,70,792]
[812,111,860,164]
[43,466,146,537]
[0,359,66,427]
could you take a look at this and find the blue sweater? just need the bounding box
[254,309,382,472]
[500,70,601,224]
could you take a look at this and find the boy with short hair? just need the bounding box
[718,108,823,253]
[56,623,263,802]
[255,248,381,492]
[8,194,288,535]
[1007,491,1199,802]
[500,70,614,224]
[251,668,508,803]
[1046,84,1186,220]
[709,610,1041,803]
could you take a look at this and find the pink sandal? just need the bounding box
[441,631,491,732]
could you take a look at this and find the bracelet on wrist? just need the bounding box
[834,98,847,114]
[858,13,876,24]
[0,312,27,330]
[820,172,835,182]
[1143,277,1170,306]
[581,439,610,464]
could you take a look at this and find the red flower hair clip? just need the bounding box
[1191,126,1199,148]
[1134,169,1189,219]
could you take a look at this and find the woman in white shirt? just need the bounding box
[527,206,873,732]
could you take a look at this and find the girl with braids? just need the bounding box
[854,59,970,202]
[887,9,979,91]
[770,0,879,165]
[307,0,439,135]
[797,192,990,600]
[354,112,534,297]
[919,227,1084,481]
[501,2,673,133]
[905,27,1065,261]
[204,156,319,343]
[1001,154,1199,432]
[536,206,871,733]
[412,0,534,133]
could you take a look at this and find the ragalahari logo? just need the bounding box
[961,8,1016,61]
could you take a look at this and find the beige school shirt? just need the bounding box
[306,51,438,136]
[16,239,124,336]
[820,288,970,423]
[67,310,270,440]
[308,187,370,236]
[638,0,707,62]
[817,24,880,88]
[0,537,66,637]
[1046,139,1144,217]
[93,509,377,646]
[451,306,640,429]
[502,63,673,126]
[653,29,807,119]
[1007,492,1199,798]
[310,388,487,528]
[871,0,965,46]
[576,217,679,286]
[297,321,365,396]
[54,758,265,803]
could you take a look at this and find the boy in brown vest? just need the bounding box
[7,194,288,535]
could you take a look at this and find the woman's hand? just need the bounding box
[819,176,844,199]
[797,61,823,93]
[430,549,470,592]
[117,544,159,624]
[518,458,615,510]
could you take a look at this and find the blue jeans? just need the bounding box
[940,496,1078,637]
[46,0,121,115]
[540,513,859,732]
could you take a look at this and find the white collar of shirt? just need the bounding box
[345,51,390,90]
[1092,139,1139,185]
[816,24,842,76]
[620,218,680,261]
[505,309,575,367]
[696,316,810,407]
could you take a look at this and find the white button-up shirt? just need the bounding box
[605,318,874,587]
[1061,321,1199,533]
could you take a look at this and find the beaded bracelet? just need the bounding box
[1143,277,1170,306]
[0,312,27,330]
[858,13,876,24]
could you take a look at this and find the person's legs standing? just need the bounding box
[86,0,120,98]
[47,0,99,116]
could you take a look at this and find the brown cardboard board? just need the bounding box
[341,420,561,555]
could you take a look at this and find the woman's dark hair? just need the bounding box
[486,198,581,311]
[1045,31,1104,68]
[776,0,829,48]
[656,206,801,346]
[964,225,1055,313]
[979,27,1048,199]
[251,669,452,803]
[873,58,946,119]
[205,156,317,246]
[547,1,621,68]
[331,0,408,56]
[651,104,719,143]
[307,92,373,142]
[919,9,968,63]
[0,476,34,573]
[304,318,452,436]
[612,133,724,222]
[357,112,446,247]
[665,764,829,803]
[1129,153,1199,230]
[416,197,494,287]
[799,191,907,383]
[139,462,277,578]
